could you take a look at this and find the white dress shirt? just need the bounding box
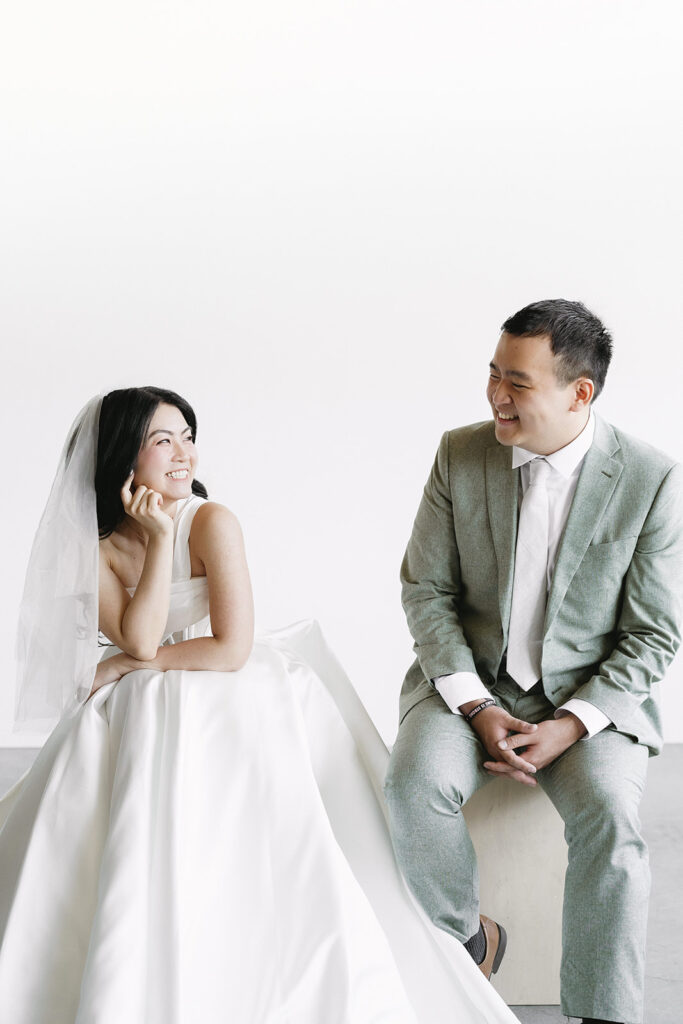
[435,411,611,739]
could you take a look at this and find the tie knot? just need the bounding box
[529,457,550,485]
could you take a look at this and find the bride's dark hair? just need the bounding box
[96,386,208,538]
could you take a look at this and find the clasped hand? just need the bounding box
[465,706,586,786]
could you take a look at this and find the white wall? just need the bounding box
[1,0,682,746]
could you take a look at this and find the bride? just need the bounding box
[0,387,518,1024]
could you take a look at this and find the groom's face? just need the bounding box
[486,332,590,455]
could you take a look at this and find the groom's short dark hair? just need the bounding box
[502,298,613,400]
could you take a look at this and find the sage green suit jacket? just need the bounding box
[399,415,683,754]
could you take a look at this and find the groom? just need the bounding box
[384,299,683,1024]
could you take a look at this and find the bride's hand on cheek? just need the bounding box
[121,473,173,539]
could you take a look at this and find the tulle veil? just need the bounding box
[14,395,103,731]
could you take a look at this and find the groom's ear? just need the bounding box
[569,377,594,410]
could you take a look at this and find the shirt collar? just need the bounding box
[511,411,595,478]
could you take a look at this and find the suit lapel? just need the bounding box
[485,443,519,632]
[544,416,623,634]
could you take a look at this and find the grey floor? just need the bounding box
[1,746,681,1024]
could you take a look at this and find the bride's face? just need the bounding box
[132,403,198,503]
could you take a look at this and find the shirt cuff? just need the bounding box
[555,698,611,739]
[433,673,491,715]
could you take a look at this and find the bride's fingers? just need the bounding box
[120,472,135,509]
[121,480,169,531]
[139,489,153,514]
[129,485,148,516]
[143,489,162,515]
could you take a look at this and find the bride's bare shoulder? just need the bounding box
[191,500,243,537]
[189,502,245,564]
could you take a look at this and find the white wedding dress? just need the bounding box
[0,497,518,1024]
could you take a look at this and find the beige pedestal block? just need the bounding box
[462,779,567,1005]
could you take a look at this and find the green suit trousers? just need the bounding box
[385,679,650,1024]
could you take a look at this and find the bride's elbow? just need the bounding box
[122,638,160,662]
[215,635,253,672]
[225,646,253,673]
[233,645,253,672]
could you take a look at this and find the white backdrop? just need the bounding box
[1,0,682,746]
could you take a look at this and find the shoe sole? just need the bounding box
[491,923,507,975]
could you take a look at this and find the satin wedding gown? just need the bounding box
[0,496,518,1024]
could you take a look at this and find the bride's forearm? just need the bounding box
[124,634,253,675]
[120,532,174,659]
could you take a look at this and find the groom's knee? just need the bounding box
[550,738,649,860]
[384,699,484,837]
[384,741,465,825]
[565,780,648,870]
